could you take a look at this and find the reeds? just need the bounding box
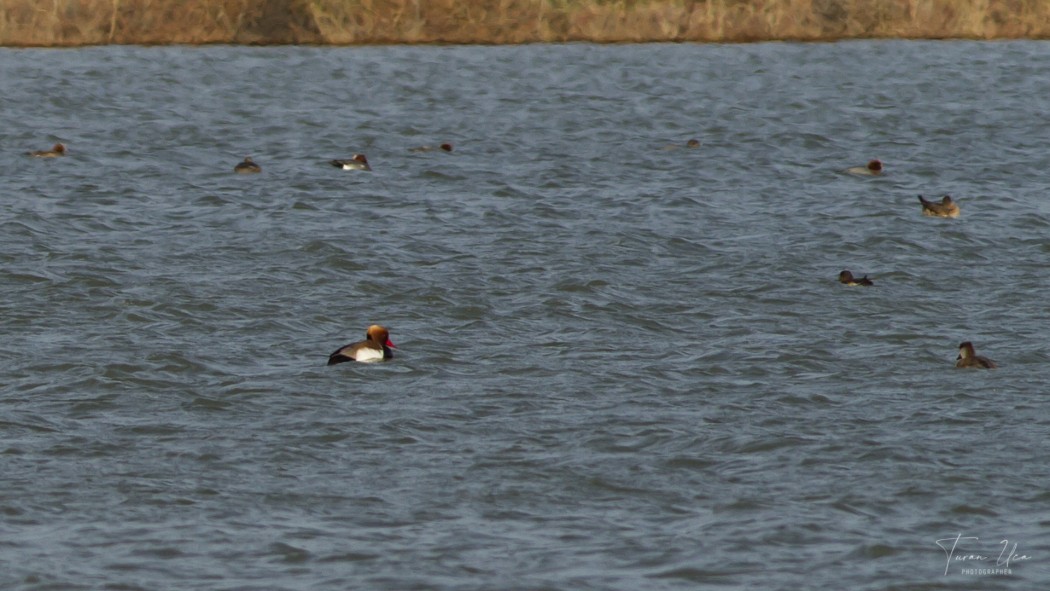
[2,0,1049,46]
[0,0,320,46]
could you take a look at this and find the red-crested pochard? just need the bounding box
[956,341,996,369]
[838,270,874,286]
[918,194,960,218]
[327,325,395,365]
[410,143,453,153]
[234,156,262,173]
[847,159,882,175]
[29,143,66,157]
[330,154,371,171]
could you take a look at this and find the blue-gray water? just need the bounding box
[2,41,1049,590]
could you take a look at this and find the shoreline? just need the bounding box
[1,40,1037,51]
[2,0,1048,48]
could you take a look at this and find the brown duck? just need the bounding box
[838,270,874,286]
[29,143,66,157]
[847,159,882,175]
[955,341,996,369]
[918,194,960,218]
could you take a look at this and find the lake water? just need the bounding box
[2,41,1049,590]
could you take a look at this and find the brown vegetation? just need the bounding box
[2,0,1048,46]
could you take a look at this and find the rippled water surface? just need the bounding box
[2,41,1050,590]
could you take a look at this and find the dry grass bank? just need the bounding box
[0,0,320,45]
[2,0,1048,46]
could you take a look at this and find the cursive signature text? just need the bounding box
[936,533,1032,575]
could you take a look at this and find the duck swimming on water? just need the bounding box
[29,143,66,157]
[838,270,874,286]
[234,156,261,173]
[330,154,371,171]
[847,159,882,175]
[409,143,453,153]
[955,341,996,369]
[327,325,396,365]
[918,194,960,218]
